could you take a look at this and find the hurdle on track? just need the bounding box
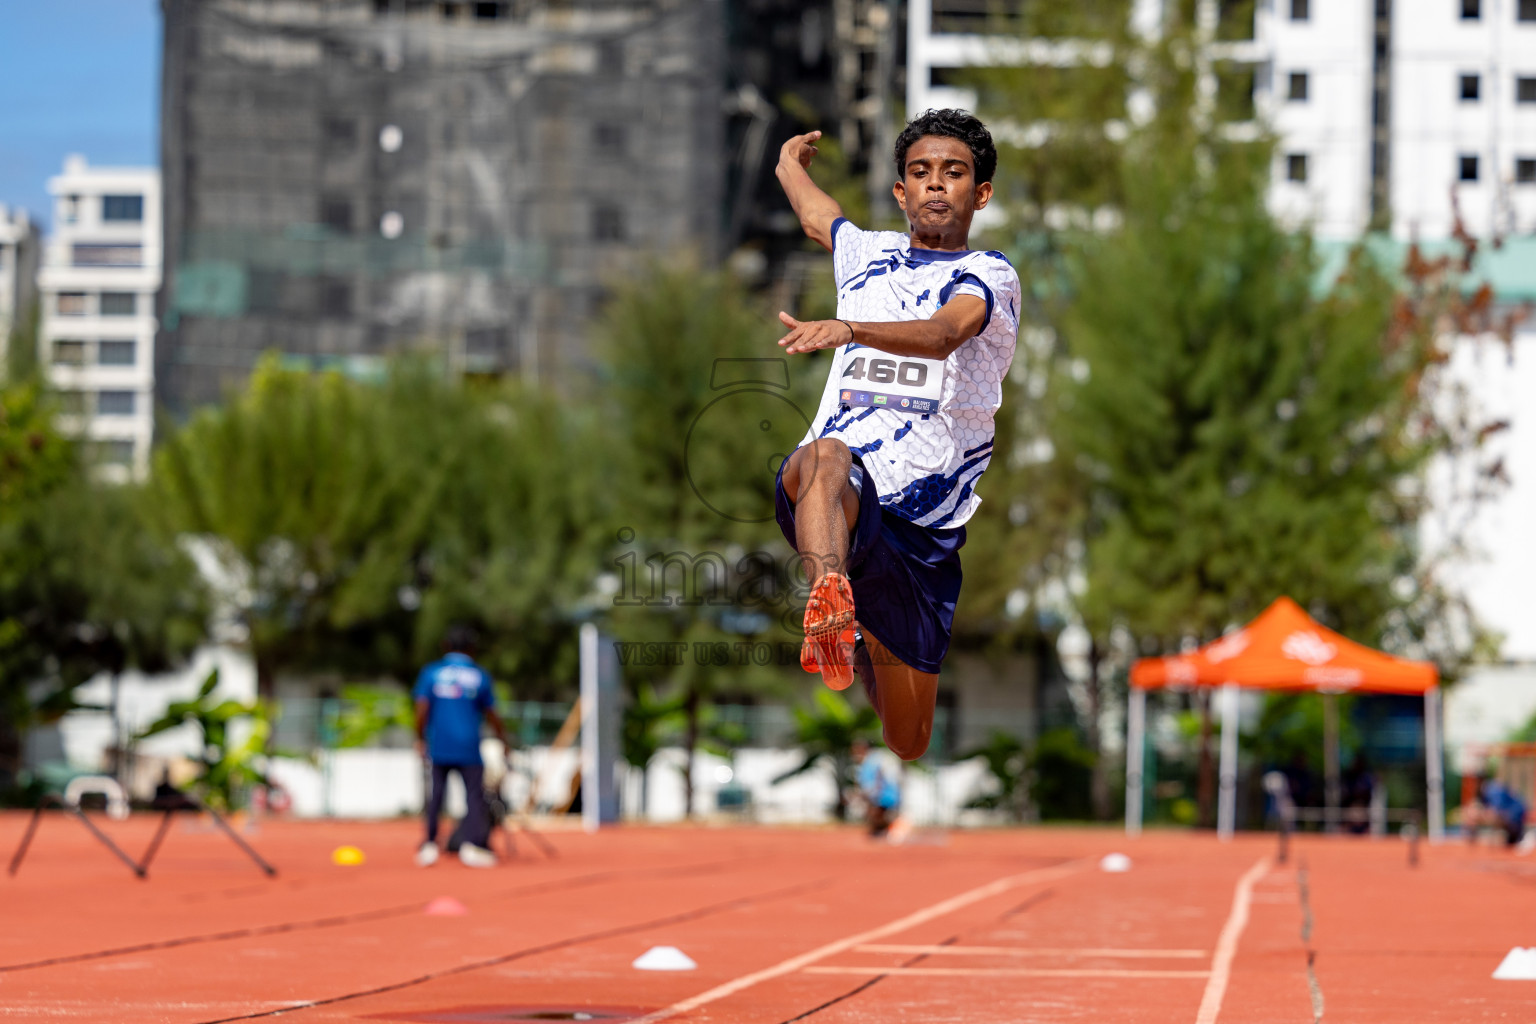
[1263,771,1421,867]
[7,788,277,880]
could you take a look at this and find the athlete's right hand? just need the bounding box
[778,310,854,354]
[780,131,822,171]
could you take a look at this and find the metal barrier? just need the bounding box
[1264,771,1421,867]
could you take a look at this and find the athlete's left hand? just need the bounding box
[778,311,855,354]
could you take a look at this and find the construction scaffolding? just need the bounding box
[157,0,727,407]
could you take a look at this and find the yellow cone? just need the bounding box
[331,845,366,866]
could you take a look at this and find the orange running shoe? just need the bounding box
[801,572,856,690]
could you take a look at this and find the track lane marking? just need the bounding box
[0,856,761,975]
[185,877,834,1024]
[855,944,1209,958]
[1194,857,1270,1024]
[807,965,1211,979]
[630,861,1084,1024]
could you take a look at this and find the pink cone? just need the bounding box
[424,896,468,916]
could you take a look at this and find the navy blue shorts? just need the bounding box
[775,456,965,675]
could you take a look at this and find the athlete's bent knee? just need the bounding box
[800,438,851,490]
[884,720,932,762]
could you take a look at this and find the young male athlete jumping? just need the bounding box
[774,109,1020,760]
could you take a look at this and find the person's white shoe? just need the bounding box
[415,841,440,867]
[458,843,496,868]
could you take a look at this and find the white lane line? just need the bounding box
[1194,857,1270,1024]
[807,965,1211,980]
[855,944,1209,959]
[628,861,1084,1024]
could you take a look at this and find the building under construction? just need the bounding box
[157,0,898,410]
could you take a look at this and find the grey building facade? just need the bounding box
[0,204,41,377]
[157,0,726,409]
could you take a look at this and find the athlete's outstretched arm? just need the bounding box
[776,131,844,252]
[777,294,987,360]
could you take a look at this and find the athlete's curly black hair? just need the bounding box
[893,108,997,184]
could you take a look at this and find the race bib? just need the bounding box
[836,348,946,414]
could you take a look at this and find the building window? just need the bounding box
[97,390,136,416]
[1462,0,1480,19]
[593,204,625,241]
[473,1,505,18]
[1286,153,1309,182]
[323,116,356,149]
[97,340,136,366]
[101,195,144,222]
[321,279,353,318]
[56,292,89,315]
[1460,154,1480,181]
[1521,0,1536,20]
[1289,0,1309,20]
[1519,76,1536,102]
[320,197,353,234]
[99,291,136,316]
[56,390,88,416]
[72,243,142,268]
[1460,74,1481,101]
[1288,72,1309,101]
[95,440,135,467]
[594,122,626,158]
[1517,158,1536,183]
[51,340,87,366]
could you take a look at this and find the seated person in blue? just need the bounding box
[413,626,508,868]
[853,738,901,838]
[1469,770,1529,848]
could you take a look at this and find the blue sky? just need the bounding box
[0,1,160,231]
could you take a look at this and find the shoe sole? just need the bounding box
[803,575,855,691]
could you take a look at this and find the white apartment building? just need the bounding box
[1393,0,1536,241]
[906,0,1536,243]
[1259,0,1377,240]
[36,156,161,479]
[0,203,40,375]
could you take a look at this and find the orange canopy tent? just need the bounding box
[1124,597,1443,839]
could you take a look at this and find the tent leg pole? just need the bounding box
[1323,693,1340,834]
[1217,683,1238,841]
[1126,688,1146,837]
[1425,687,1444,843]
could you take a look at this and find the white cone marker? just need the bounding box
[633,946,698,971]
[1493,947,1536,980]
[1100,852,1132,873]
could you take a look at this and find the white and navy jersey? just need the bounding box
[800,218,1021,529]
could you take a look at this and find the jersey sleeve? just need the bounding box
[411,667,431,702]
[831,219,872,290]
[944,253,1021,342]
[475,670,494,710]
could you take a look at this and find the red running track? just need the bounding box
[2,813,1533,1022]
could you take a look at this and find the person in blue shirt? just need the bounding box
[413,626,507,868]
[852,738,901,838]
[1472,770,1529,848]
